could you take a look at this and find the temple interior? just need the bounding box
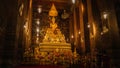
[0,0,120,68]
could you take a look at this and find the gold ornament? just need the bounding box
[49,3,58,16]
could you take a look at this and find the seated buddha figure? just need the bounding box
[50,17,57,31]
[43,17,66,43]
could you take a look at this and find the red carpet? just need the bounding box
[16,65,65,68]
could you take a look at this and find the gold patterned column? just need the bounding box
[79,0,86,54]
[87,0,95,55]
[73,7,78,52]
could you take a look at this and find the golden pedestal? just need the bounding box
[39,43,71,52]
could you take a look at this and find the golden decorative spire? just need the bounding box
[49,3,58,16]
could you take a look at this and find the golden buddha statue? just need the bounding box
[34,4,71,59]
[43,16,66,43]
[42,3,66,43]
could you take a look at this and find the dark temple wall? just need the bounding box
[91,0,120,67]
[0,0,31,68]
[0,0,18,67]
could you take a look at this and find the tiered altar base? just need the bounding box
[38,43,71,52]
[34,43,73,65]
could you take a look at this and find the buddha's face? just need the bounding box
[52,17,55,23]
